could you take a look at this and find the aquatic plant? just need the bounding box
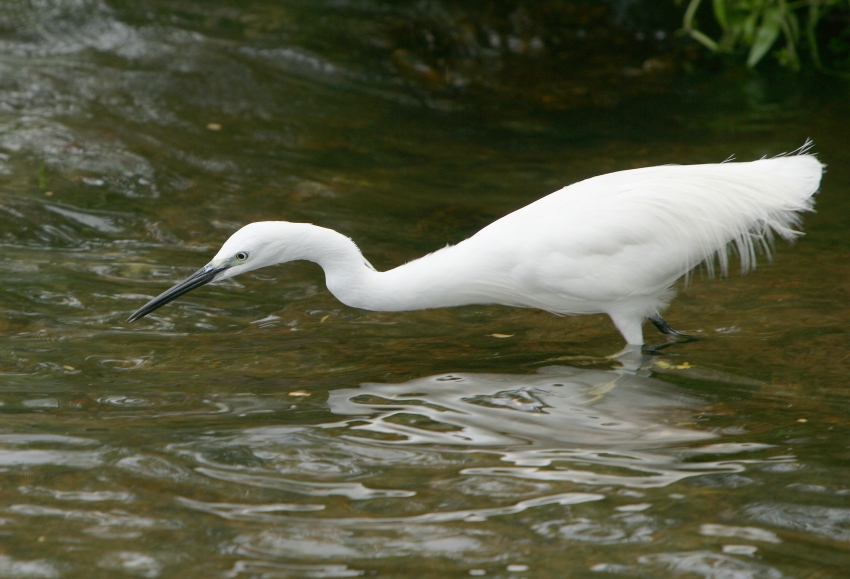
[681,0,850,71]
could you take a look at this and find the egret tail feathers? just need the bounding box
[680,152,822,280]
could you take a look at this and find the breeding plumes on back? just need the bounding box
[128,145,823,347]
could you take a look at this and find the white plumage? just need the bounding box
[128,148,823,346]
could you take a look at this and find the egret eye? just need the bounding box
[236,251,249,261]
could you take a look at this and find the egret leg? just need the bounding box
[608,312,645,346]
[649,313,690,338]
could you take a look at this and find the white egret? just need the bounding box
[128,147,823,346]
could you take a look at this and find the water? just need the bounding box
[1,0,849,577]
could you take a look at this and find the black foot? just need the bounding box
[649,314,691,339]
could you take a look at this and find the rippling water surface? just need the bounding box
[1,1,849,577]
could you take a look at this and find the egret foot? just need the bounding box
[649,314,691,339]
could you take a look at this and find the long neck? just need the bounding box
[297,225,487,312]
[288,225,377,307]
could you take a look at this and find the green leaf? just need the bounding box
[719,14,747,51]
[743,11,759,44]
[786,10,800,42]
[690,29,720,51]
[712,0,729,30]
[683,0,703,29]
[747,8,783,66]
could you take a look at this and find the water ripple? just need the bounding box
[8,504,178,539]
[636,551,783,579]
[223,560,363,578]
[176,497,325,521]
[194,467,415,500]
[181,491,601,525]
[745,503,850,542]
[98,552,162,579]
[534,512,655,544]
[0,555,58,579]
[0,434,103,468]
[700,524,782,544]
[19,487,135,503]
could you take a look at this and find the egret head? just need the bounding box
[127,222,302,322]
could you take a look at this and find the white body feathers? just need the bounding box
[211,152,822,345]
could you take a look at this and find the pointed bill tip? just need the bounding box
[126,263,229,323]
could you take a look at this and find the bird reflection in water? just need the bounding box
[176,354,789,571]
[323,354,768,490]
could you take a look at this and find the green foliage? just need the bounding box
[680,0,850,71]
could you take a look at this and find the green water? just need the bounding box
[1,1,849,577]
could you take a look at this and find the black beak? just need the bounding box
[127,263,230,322]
